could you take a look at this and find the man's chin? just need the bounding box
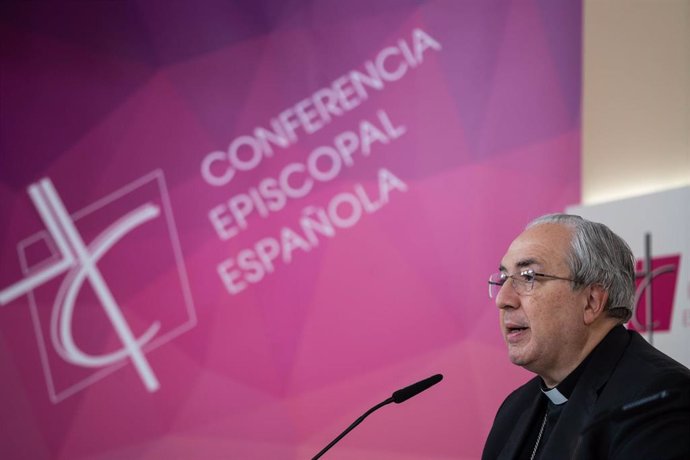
[507,346,532,368]
[508,355,527,366]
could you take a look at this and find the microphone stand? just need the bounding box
[311,374,443,459]
[312,397,394,460]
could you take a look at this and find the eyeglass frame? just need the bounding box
[488,268,578,299]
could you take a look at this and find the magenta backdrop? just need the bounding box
[0,1,581,459]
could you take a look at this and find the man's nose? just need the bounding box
[496,280,520,310]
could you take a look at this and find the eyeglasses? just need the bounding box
[488,269,577,299]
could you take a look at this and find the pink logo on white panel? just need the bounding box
[630,255,680,333]
[0,170,195,403]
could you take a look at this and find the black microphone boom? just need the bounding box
[312,374,443,459]
[392,374,443,404]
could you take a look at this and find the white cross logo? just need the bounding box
[1,177,165,393]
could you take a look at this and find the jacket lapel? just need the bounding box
[540,326,631,459]
[497,390,544,459]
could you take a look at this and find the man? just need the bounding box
[482,214,690,460]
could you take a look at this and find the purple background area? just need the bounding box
[0,1,581,458]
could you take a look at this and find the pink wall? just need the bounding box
[0,1,581,458]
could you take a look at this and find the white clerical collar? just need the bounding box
[542,387,568,405]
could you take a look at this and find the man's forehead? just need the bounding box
[499,223,572,271]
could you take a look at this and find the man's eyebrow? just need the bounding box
[499,259,539,272]
[516,258,538,268]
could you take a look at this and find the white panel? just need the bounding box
[569,186,690,367]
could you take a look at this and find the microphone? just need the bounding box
[573,387,688,458]
[392,373,444,403]
[312,374,443,459]
[580,388,680,434]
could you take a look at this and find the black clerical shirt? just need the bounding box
[517,353,593,460]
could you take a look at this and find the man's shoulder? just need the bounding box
[615,329,690,382]
[577,331,690,459]
[596,328,690,409]
[496,375,541,413]
[482,377,542,460]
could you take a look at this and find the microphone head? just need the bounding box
[392,374,443,404]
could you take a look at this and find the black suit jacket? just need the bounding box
[482,326,690,460]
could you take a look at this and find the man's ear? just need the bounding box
[584,284,609,325]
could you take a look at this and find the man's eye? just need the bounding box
[519,271,536,283]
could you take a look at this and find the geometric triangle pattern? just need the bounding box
[0,1,581,458]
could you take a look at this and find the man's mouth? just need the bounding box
[505,324,529,341]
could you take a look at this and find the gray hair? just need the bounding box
[527,213,635,323]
